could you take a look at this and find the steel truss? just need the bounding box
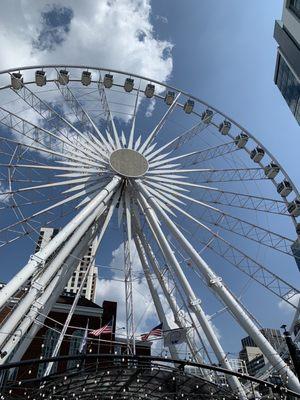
[0,65,299,398]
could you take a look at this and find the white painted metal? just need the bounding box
[133,218,211,367]
[136,187,247,399]
[0,191,112,351]
[0,176,121,309]
[0,217,100,363]
[137,182,300,393]
[123,189,136,354]
[133,231,179,360]
[43,203,115,376]
[0,65,299,397]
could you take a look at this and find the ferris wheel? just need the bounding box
[0,65,299,399]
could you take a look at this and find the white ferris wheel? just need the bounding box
[0,65,299,399]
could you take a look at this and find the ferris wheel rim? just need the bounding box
[0,63,298,217]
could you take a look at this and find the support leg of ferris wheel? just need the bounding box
[0,188,115,355]
[133,230,179,360]
[10,191,121,367]
[133,226,214,382]
[136,188,247,400]
[136,182,300,394]
[132,213,211,366]
[43,200,117,377]
[123,188,136,355]
[0,213,102,364]
[0,176,121,311]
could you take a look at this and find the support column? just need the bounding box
[0,189,113,351]
[133,214,209,365]
[0,176,121,309]
[136,187,247,399]
[0,219,98,364]
[133,231,179,360]
[137,182,300,394]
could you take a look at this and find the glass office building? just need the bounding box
[274,0,300,125]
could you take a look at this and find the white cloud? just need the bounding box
[96,239,222,359]
[278,293,300,317]
[0,182,10,204]
[0,0,173,84]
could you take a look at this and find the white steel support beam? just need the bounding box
[133,230,179,360]
[136,187,247,399]
[136,182,300,394]
[0,191,112,351]
[123,189,136,355]
[0,176,121,309]
[43,205,115,376]
[10,193,120,366]
[0,219,98,364]
[132,213,209,366]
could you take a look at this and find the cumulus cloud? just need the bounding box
[278,293,300,317]
[0,0,173,84]
[96,239,222,359]
[0,182,10,204]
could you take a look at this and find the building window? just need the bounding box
[37,329,59,377]
[276,54,300,124]
[289,0,300,19]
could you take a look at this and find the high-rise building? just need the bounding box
[239,329,284,376]
[35,227,98,302]
[273,0,300,124]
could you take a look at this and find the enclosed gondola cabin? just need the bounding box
[11,73,23,90]
[250,147,265,163]
[264,163,280,179]
[103,74,113,88]
[201,109,213,124]
[145,84,155,98]
[35,70,46,87]
[219,120,231,135]
[124,78,134,92]
[58,70,69,85]
[81,71,91,86]
[277,180,293,197]
[183,100,194,114]
[288,199,300,217]
[165,91,175,106]
[234,133,248,148]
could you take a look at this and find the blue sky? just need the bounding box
[0,0,299,359]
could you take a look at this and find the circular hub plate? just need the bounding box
[110,149,149,178]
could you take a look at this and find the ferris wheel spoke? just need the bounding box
[0,125,98,166]
[143,184,298,308]
[136,185,247,397]
[0,184,104,237]
[127,86,140,149]
[132,216,211,365]
[148,167,266,183]
[97,76,121,149]
[148,141,240,168]
[11,83,107,162]
[144,178,288,215]
[0,163,103,174]
[0,105,102,165]
[55,69,110,148]
[145,120,209,161]
[151,184,295,257]
[1,175,103,195]
[139,92,181,153]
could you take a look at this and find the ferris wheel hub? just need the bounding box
[109,148,149,178]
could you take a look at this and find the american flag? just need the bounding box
[90,320,113,337]
[141,322,163,341]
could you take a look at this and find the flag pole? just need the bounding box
[110,316,114,354]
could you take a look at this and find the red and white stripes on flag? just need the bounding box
[90,320,113,337]
[141,322,163,341]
